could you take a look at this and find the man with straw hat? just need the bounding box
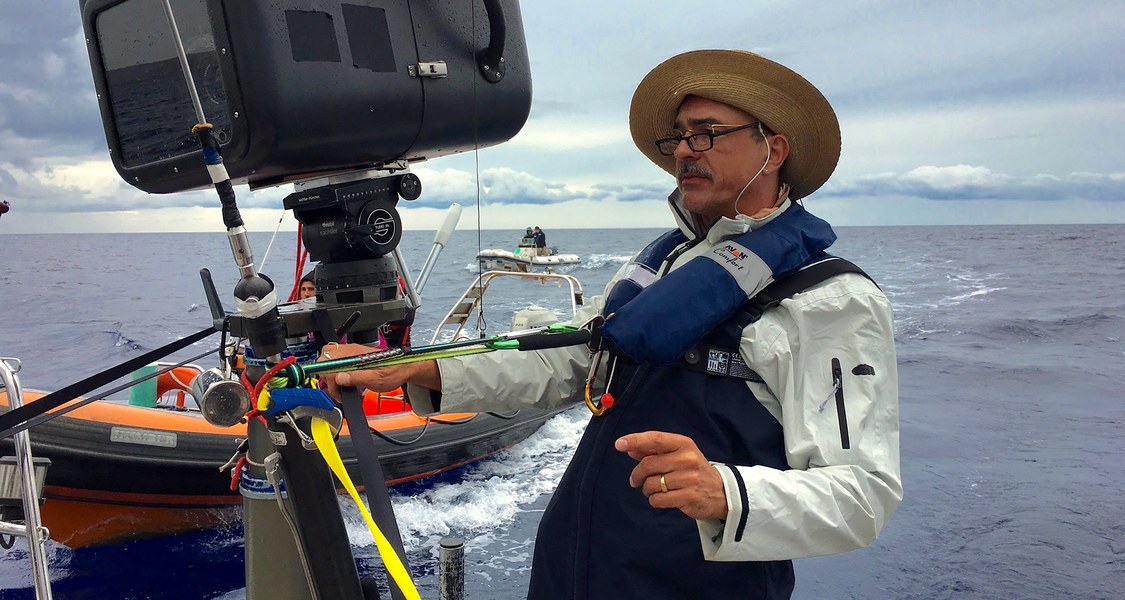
[323,49,901,599]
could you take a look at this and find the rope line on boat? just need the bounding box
[0,327,218,439]
[366,419,432,447]
[7,347,221,438]
[257,208,290,275]
[364,408,520,444]
[355,411,518,447]
[287,223,310,303]
[262,451,320,595]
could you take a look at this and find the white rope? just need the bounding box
[257,209,288,273]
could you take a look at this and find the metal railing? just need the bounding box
[0,357,54,599]
[431,270,585,344]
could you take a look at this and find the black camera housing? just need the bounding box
[80,0,532,194]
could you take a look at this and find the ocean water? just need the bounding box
[0,222,1123,599]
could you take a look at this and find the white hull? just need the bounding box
[477,248,580,271]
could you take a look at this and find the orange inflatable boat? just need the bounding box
[0,380,567,548]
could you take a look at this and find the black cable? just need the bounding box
[367,420,432,446]
[0,327,217,438]
[364,408,523,447]
[1,347,218,436]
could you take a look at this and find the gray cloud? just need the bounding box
[2,0,1124,230]
[823,166,1125,202]
[0,1,103,155]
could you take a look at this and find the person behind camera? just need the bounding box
[320,49,901,600]
[298,271,317,300]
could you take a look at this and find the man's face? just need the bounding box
[299,282,316,299]
[672,96,769,220]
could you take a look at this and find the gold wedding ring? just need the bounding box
[659,474,669,494]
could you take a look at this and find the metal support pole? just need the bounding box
[416,203,462,294]
[439,537,465,600]
[0,358,54,600]
[391,247,423,310]
[160,0,206,124]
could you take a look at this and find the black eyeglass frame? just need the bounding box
[655,122,761,156]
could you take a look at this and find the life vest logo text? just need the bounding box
[712,245,748,270]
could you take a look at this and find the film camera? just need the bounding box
[80,0,532,193]
[79,0,533,345]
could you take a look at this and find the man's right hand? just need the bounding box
[317,343,442,400]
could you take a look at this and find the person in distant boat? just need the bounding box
[298,271,317,301]
[321,50,901,600]
[521,226,536,246]
[533,226,547,255]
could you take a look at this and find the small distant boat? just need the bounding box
[477,239,580,272]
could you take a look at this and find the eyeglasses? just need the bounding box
[655,122,761,156]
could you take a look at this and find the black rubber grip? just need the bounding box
[515,329,591,351]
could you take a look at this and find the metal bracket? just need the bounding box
[409,61,448,79]
[277,407,343,450]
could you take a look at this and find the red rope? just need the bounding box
[287,223,309,302]
[252,355,297,403]
[229,455,248,491]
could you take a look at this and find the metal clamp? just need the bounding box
[276,407,343,450]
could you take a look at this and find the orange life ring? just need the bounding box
[362,387,409,415]
[155,366,201,410]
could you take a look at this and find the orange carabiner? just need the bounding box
[583,350,616,416]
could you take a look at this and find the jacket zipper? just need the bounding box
[832,357,850,449]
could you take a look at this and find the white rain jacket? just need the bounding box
[409,195,901,562]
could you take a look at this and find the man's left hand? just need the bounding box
[615,431,728,521]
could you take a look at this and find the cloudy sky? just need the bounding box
[1,0,1122,234]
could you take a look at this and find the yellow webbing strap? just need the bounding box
[257,387,272,411]
[310,418,421,600]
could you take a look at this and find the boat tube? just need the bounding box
[0,388,568,547]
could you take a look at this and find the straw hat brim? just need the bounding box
[629,49,840,200]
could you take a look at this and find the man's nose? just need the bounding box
[673,138,700,160]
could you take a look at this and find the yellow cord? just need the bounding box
[310,418,421,600]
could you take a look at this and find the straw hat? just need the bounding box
[629,49,840,200]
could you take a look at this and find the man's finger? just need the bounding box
[615,431,690,457]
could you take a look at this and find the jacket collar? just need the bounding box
[667,187,794,245]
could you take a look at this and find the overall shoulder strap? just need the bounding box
[742,256,876,323]
[680,256,876,381]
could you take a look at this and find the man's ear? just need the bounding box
[767,134,790,173]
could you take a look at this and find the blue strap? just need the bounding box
[602,204,836,365]
[267,387,336,415]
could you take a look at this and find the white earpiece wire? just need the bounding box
[733,122,771,218]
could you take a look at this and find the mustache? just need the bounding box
[676,162,711,181]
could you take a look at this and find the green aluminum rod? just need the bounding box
[299,325,579,377]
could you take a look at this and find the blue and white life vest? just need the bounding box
[600,202,836,365]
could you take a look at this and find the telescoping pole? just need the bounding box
[158,2,367,598]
